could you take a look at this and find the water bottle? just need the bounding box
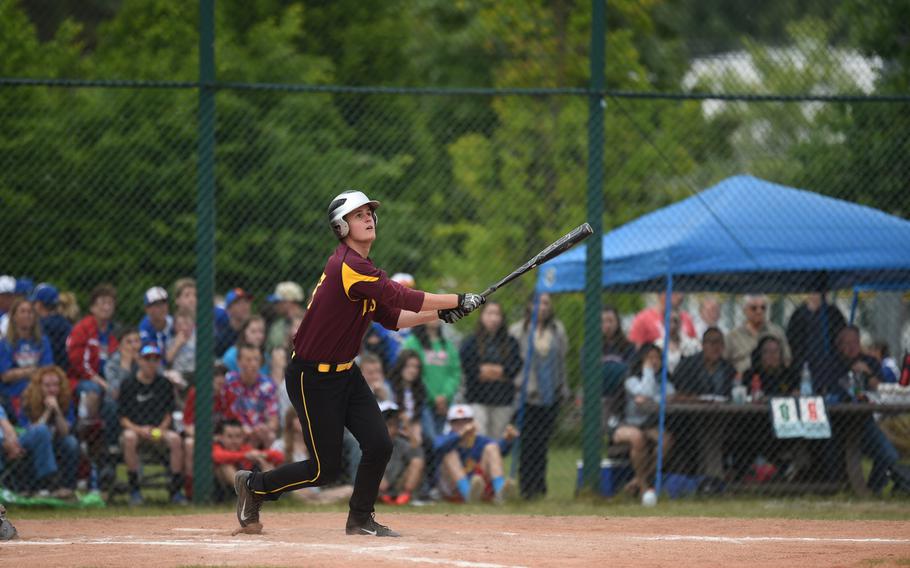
[731,375,747,404]
[800,362,813,397]
[750,373,763,403]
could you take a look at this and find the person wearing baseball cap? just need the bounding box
[431,403,517,505]
[0,276,16,338]
[266,281,305,352]
[139,287,173,366]
[119,343,187,506]
[31,283,71,370]
[215,288,253,358]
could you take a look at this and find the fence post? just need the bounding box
[193,0,216,504]
[581,0,606,493]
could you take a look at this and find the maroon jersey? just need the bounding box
[293,243,425,362]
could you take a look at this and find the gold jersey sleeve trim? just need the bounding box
[341,261,380,301]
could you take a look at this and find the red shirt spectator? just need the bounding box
[66,284,118,390]
[628,292,696,347]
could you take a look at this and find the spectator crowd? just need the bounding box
[1,272,908,506]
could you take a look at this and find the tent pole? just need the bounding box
[849,287,859,325]
[656,274,673,498]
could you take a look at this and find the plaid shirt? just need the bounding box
[224,371,278,428]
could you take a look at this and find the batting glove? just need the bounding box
[438,308,465,324]
[458,293,485,314]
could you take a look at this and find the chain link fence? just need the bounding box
[1,0,909,507]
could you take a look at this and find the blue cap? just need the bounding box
[225,287,253,308]
[266,293,280,304]
[140,344,162,358]
[30,283,60,306]
[14,277,34,296]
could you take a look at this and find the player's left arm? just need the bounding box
[396,310,441,329]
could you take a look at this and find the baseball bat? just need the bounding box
[480,222,594,299]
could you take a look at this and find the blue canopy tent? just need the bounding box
[532,174,910,497]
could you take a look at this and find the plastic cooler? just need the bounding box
[576,459,633,496]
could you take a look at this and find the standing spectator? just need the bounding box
[119,344,185,505]
[601,305,637,419]
[172,278,197,318]
[18,366,80,497]
[508,293,569,500]
[0,299,54,411]
[613,344,675,497]
[66,283,119,400]
[265,281,305,353]
[628,292,696,347]
[672,327,737,399]
[215,288,253,358]
[402,319,461,442]
[693,295,723,338]
[222,316,269,376]
[725,295,791,374]
[139,287,173,364]
[786,292,846,379]
[0,276,16,338]
[460,301,521,438]
[656,311,701,374]
[31,284,71,371]
[224,344,279,449]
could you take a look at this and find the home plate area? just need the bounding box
[6,513,910,567]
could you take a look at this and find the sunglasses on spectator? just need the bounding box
[747,304,767,311]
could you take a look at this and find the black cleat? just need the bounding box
[345,513,401,537]
[234,470,264,531]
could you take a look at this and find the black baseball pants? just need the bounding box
[249,358,392,520]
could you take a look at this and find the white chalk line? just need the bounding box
[630,535,910,545]
[3,537,527,568]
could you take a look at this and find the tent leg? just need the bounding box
[656,275,673,498]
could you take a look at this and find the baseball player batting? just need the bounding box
[234,190,484,537]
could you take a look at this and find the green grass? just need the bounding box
[9,446,910,521]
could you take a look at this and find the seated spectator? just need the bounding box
[222,315,269,376]
[378,401,424,506]
[866,340,900,384]
[433,404,517,504]
[57,291,80,324]
[0,275,15,338]
[182,362,236,498]
[628,292,696,347]
[265,281,305,353]
[224,344,279,449]
[212,419,283,492]
[67,284,119,422]
[656,310,700,374]
[0,390,58,496]
[172,278,197,318]
[31,284,71,371]
[673,327,737,399]
[105,327,141,401]
[361,353,393,403]
[119,345,186,505]
[403,319,461,442]
[460,301,521,439]
[275,408,354,505]
[743,336,797,398]
[214,288,253,358]
[166,310,196,385]
[613,344,675,497]
[726,295,791,374]
[17,366,79,497]
[0,298,54,412]
[139,287,173,365]
[388,349,428,450]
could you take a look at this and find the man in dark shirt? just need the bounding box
[786,292,846,380]
[234,190,485,537]
[119,344,185,505]
[31,284,71,371]
[673,327,737,398]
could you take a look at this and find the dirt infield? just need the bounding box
[4,511,910,567]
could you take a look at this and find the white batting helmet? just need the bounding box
[327,190,380,239]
